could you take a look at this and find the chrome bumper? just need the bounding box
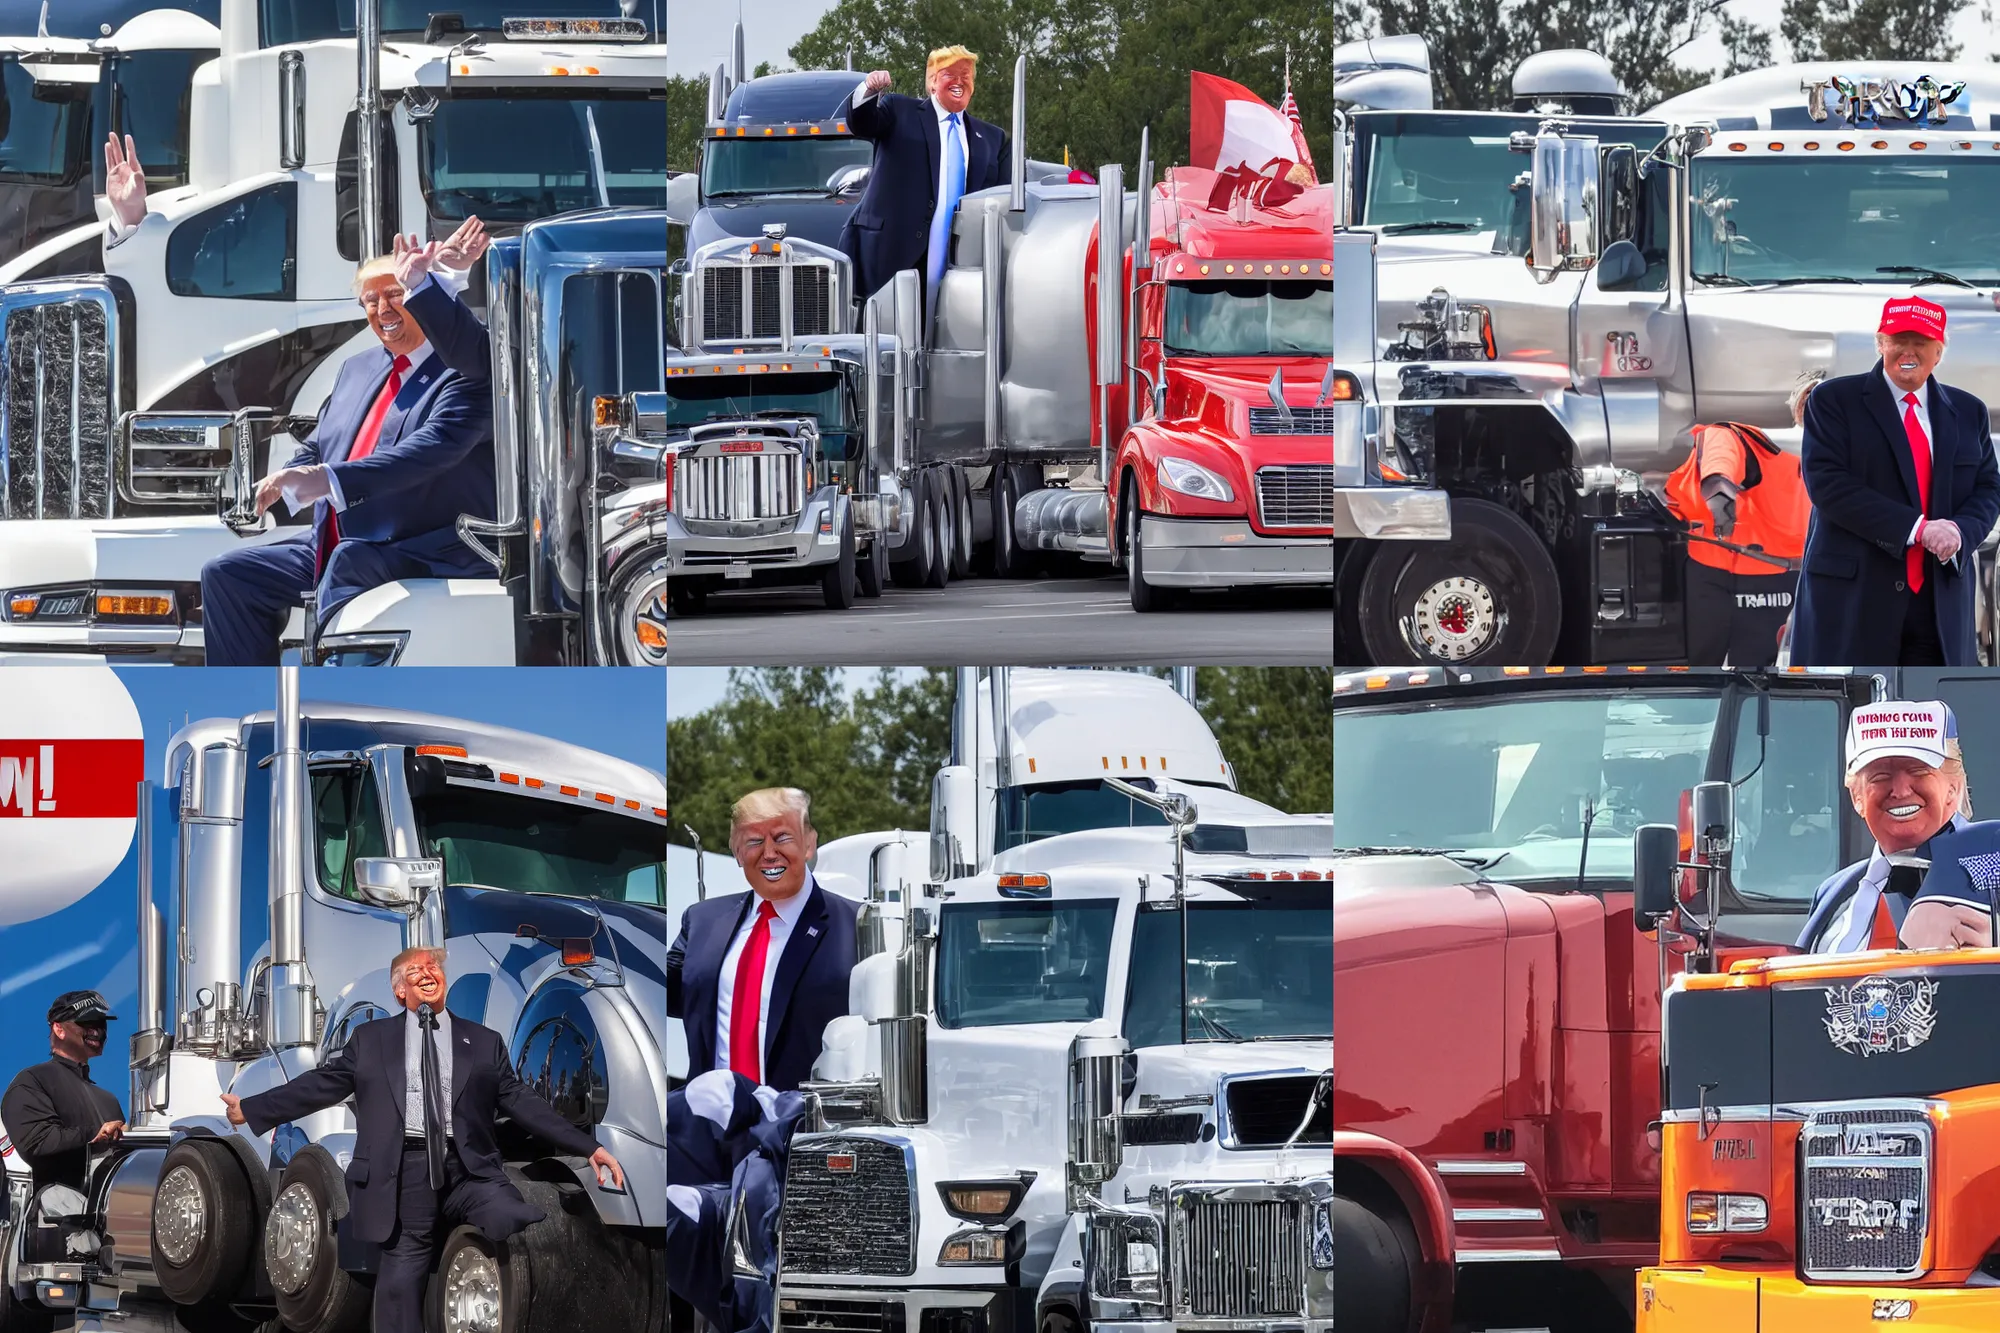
[666,490,844,579]
[1092,1321,1332,1333]
[0,622,201,662]
[1332,487,1452,541]
[1139,518,1332,588]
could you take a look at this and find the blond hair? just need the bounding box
[353,255,401,298]
[926,45,978,77]
[1789,371,1824,427]
[729,786,813,840]
[390,945,446,984]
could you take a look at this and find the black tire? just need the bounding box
[1331,1196,1412,1333]
[430,1226,523,1333]
[1040,1309,1080,1333]
[988,464,1035,578]
[1353,497,1561,665]
[1334,539,1373,666]
[821,507,858,610]
[1124,478,1181,613]
[266,1150,371,1333]
[948,467,975,579]
[889,474,935,589]
[430,1176,656,1333]
[923,471,951,589]
[152,1140,255,1310]
[0,1217,56,1333]
[857,528,887,598]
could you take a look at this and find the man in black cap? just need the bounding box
[0,992,127,1195]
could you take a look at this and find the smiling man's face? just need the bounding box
[360,271,426,357]
[731,810,817,901]
[51,1020,106,1063]
[1879,331,1944,394]
[392,951,447,1012]
[929,59,976,115]
[1851,755,1959,852]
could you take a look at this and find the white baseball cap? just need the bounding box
[1845,700,1958,779]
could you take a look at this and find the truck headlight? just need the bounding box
[1157,456,1235,504]
[1087,1210,1165,1310]
[5,586,181,625]
[1687,1191,1767,1233]
[937,1177,1032,1222]
[938,1225,1018,1265]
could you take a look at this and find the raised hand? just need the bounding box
[864,70,891,95]
[104,133,147,229]
[435,215,489,271]
[391,232,440,291]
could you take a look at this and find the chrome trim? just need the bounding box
[1216,1066,1329,1150]
[1165,1175,1331,1323]
[1660,1105,1806,1124]
[1433,1161,1529,1176]
[356,0,382,262]
[778,1130,919,1277]
[1800,1102,1937,1283]
[0,280,120,521]
[1456,1247,1563,1264]
[1453,1207,1545,1223]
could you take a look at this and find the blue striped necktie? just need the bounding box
[928,112,966,298]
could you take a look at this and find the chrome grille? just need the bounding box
[1801,1107,1930,1280]
[780,1136,913,1276]
[1248,406,1337,435]
[673,446,806,524]
[697,259,841,344]
[2,293,114,519]
[792,267,832,336]
[777,1297,906,1333]
[701,265,743,343]
[1256,465,1335,529]
[1172,1197,1305,1318]
[750,266,782,338]
[1224,1075,1331,1147]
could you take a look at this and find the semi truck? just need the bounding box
[1631,819,2000,1329]
[1331,664,2000,1330]
[1336,58,2000,665]
[0,667,673,1333]
[0,0,666,661]
[741,667,1333,1333]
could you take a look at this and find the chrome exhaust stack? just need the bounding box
[266,667,319,1051]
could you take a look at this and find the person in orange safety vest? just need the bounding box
[1665,372,1819,666]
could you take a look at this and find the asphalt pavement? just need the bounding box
[666,572,1334,665]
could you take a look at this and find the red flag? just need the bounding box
[1190,71,1316,182]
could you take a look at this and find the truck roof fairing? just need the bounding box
[715,69,860,127]
[1650,60,2000,127]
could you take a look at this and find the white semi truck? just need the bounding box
[0,0,665,660]
[758,669,1333,1333]
[0,667,673,1333]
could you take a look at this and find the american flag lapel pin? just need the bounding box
[808,926,819,938]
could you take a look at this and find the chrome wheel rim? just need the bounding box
[264,1181,320,1295]
[1410,575,1498,661]
[153,1164,208,1267]
[442,1244,504,1333]
[615,569,672,667]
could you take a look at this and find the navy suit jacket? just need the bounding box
[1792,363,2000,665]
[238,1014,598,1245]
[837,91,1011,301]
[404,277,491,381]
[667,878,859,1093]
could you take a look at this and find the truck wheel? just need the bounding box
[890,475,935,588]
[948,467,975,579]
[1354,497,1560,665]
[1124,480,1182,613]
[266,1150,371,1333]
[1331,1197,1411,1333]
[923,472,952,589]
[0,1216,55,1333]
[821,508,858,610]
[152,1140,255,1311]
[988,464,1037,578]
[431,1226,522,1333]
[857,532,887,598]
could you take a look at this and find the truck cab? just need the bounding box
[692,62,871,255]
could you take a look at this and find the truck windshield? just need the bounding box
[1334,690,1844,902]
[664,371,849,429]
[996,779,1169,850]
[1356,113,1667,230]
[1165,280,1333,356]
[419,93,667,221]
[936,899,1118,1027]
[95,49,207,190]
[416,787,665,905]
[701,137,872,198]
[0,57,89,185]
[262,0,662,43]
[1125,899,1332,1045]
[1692,156,2000,285]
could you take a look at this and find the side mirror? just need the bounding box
[353,857,444,910]
[930,764,979,880]
[1529,131,1601,277]
[118,408,278,530]
[1598,144,1639,245]
[1595,239,1647,291]
[1683,124,1715,156]
[278,50,306,170]
[829,164,870,195]
[1633,824,1679,928]
[1692,780,1733,859]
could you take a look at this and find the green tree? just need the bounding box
[1194,667,1333,814]
[669,74,706,176]
[788,0,1334,184]
[1780,0,1967,60]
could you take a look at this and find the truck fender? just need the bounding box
[1333,1130,1453,1265]
[1034,1214,1086,1330]
[172,1124,280,1301]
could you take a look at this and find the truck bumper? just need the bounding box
[667,491,844,582]
[1638,1266,1999,1330]
[778,1283,1023,1333]
[1332,487,1452,541]
[1091,1320,1331,1333]
[1138,518,1333,588]
[0,622,202,663]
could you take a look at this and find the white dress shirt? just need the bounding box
[402,1004,454,1139]
[850,79,970,224]
[289,339,436,515]
[1886,369,1935,548]
[713,883,813,1080]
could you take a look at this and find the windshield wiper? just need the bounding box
[1755,275,1863,287]
[1878,265,1978,289]
[1381,220,1483,234]
[1334,845,1464,857]
[1190,1006,1245,1042]
[1692,272,1751,287]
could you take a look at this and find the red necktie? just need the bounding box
[317,354,411,577]
[728,900,779,1083]
[1903,391,1932,593]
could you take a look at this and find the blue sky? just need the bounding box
[0,669,663,1109]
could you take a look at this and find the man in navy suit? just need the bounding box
[667,787,860,1094]
[197,252,497,665]
[221,946,624,1333]
[838,45,1012,309]
[1797,700,1974,953]
[1791,296,2000,666]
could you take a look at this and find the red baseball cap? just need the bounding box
[1879,295,1948,341]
